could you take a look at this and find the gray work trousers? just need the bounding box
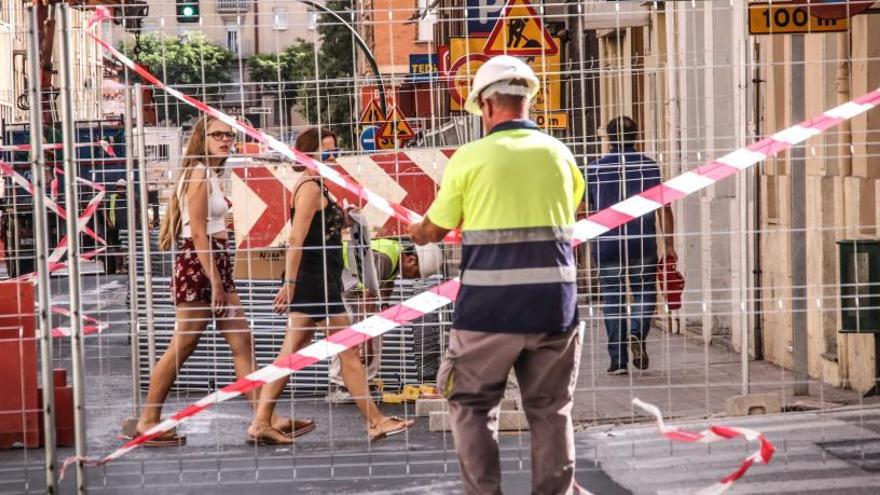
[437,326,583,495]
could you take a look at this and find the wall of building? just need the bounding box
[759,13,880,393]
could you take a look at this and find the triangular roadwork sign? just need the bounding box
[484,0,558,56]
[359,99,385,125]
[378,106,415,141]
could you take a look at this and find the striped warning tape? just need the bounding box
[633,398,775,495]
[50,305,107,338]
[0,139,117,156]
[1,158,110,336]
[0,160,107,254]
[71,5,880,489]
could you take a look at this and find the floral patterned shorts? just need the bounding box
[173,237,235,305]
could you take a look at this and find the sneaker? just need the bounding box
[606,364,628,376]
[630,335,649,370]
[325,384,353,404]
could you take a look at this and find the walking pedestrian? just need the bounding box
[246,127,414,444]
[123,115,309,445]
[408,55,586,495]
[587,116,676,375]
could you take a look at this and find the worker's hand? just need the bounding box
[407,222,425,245]
[274,283,294,315]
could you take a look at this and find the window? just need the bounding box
[272,7,288,30]
[226,23,240,56]
[145,144,170,162]
[417,0,436,42]
[307,8,318,30]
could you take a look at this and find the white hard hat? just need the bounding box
[415,243,443,278]
[464,55,540,116]
[115,178,127,187]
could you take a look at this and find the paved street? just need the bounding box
[1,274,879,494]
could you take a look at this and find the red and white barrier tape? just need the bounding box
[0,159,110,334]
[0,140,118,155]
[633,399,775,495]
[0,161,107,254]
[72,5,878,485]
[50,305,107,338]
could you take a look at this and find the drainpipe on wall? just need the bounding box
[752,37,764,361]
[835,31,852,386]
[253,0,259,55]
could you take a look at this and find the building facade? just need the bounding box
[0,1,103,128]
[579,1,880,393]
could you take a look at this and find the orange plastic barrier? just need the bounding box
[0,281,38,448]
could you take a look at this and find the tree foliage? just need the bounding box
[312,0,357,145]
[121,33,234,123]
[249,1,356,145]
[247,41,316,126]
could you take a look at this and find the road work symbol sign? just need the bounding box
[378,106,415,140]
[484,0,558,56]
[359,99,385,125]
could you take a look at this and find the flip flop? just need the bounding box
[368,416,415,442]
[279,418,316,439]
[246,425,294,446]
[120,418,186,447]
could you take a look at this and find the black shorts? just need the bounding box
[290,270,346,322]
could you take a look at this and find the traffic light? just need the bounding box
[176,0,200,23]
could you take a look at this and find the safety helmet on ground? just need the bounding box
[464,55,540,116]
[414,243,443,278]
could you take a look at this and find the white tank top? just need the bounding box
[177,163,229,238]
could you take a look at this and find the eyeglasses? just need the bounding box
[321,148,340,161]
[207,131,236,142]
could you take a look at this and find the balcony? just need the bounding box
[216,0,250,14]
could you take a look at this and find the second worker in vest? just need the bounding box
[327,237,442,403]
[409,56,588,494]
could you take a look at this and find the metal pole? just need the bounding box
[790,34,809,396]
[123,87,141,412]
[27,6,57,493]
[134,84,156,369]
[57,4,88,492]
[733,0,751,396]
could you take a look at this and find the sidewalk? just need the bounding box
[572,313,870,425]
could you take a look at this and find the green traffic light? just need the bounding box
[183,6,194,16]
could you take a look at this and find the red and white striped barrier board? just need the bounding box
[633,398,775,495]
[74,6,879,489]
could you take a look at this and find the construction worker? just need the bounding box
[409,55,586,494]
[327,236,442,403]
[102,178,128,274]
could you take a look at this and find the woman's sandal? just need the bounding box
[246,425,295,446]
[276,418,317,439]
[120,418,186,447]
[368,416,415,442]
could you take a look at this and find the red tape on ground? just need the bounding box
[633,398,775,495]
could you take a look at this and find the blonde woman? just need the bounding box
[122,116,313,445]
[246,127,414,444]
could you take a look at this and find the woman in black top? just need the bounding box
[247,127,414,444]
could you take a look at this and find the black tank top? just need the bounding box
[290,179,345,279]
